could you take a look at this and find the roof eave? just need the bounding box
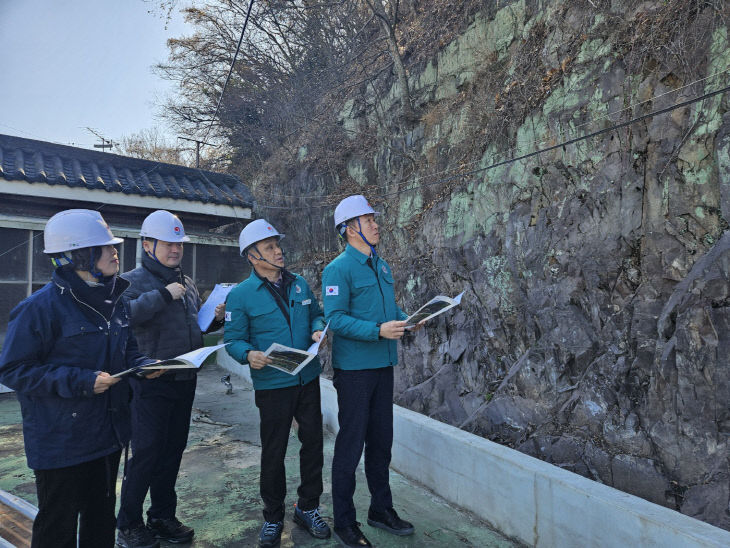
[0,179,252,220]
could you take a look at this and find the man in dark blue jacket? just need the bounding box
[225,219,330,547]
[116,211,224,548]
[0,209,156,548]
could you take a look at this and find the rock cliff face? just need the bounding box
[247,0,730,529]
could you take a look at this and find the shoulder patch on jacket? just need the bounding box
[325,286,339,296]
[225,311,232,322]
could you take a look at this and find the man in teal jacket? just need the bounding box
[322,195,421,548]
[224,219,330,547]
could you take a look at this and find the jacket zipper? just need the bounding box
[289,297,304,386]
[146,264,195,350]
[263,278,304,385]
[68,288,113,331]
[179,273,194,351]
[368,257,395,363]
[64,284,125,449]
[369,257,387,319]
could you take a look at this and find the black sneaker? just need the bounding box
[258,520,283,547]
[147,517,194,544]
[367,507,414,536]
[116,524,160,548]
[293,503,331,539]
[333,522,372,547]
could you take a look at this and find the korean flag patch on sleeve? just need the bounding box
[325,285,339,296]
[225,311,232,322]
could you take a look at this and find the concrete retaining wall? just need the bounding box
[0,489,37,521]
[216,350,730,547]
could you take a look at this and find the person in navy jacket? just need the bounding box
[0,209,156,548]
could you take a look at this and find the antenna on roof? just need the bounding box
[85,127,117,151]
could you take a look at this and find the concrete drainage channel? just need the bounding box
[217,349,730,548]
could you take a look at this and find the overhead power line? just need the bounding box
[257,82,730,209]
[201,0,256,144]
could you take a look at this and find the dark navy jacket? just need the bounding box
[0,270,154,470]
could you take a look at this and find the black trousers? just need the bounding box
[331,367,394,529]
[32,450,122,548]
[117,378,196,529]
[254,377,324,523]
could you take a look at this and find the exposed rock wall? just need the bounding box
[249,0,730,529]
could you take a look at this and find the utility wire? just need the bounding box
[256,82,730,210]
[201,0,255,144]
[189,0,257,230]
[254,67,730,202]
[0,0,259,263]
[467,83,730,184]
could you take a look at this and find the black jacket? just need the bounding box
[121,256,204,371]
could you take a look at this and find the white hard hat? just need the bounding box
[44,209,123,254]
[334,195,380,227]
[140,210,190,242]
[238,219,284,256]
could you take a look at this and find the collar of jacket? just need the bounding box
[142,252,182,284]
[345,243,375,265]
[250,267,296,290]
[52,268,130,300]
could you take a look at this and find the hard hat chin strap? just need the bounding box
[353,218,377,258]
[145,238,162,264]
[51,249,104,279]
[88,247,104,280]
[248,244,283,270]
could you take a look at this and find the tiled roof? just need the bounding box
[0,134,254,207]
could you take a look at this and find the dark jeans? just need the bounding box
[254,377,324,523]
[32,450,122,548]
[331,366,394,529]
[117,378,196,529]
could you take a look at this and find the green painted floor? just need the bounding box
[0,364,519,548]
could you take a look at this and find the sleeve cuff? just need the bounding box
[82,371,97,397]
[158,288,173,304]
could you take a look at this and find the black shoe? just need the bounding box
[293,504,331,539]
[147,517,194,544]
[367,507,414,536]
[116,524,160,548]
[333,522,372,547]
[258,520,283,547]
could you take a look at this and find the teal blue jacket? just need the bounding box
[224,270,326,390]
[322,244,408,370]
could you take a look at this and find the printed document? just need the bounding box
[197,283,236,331]
[263,323,329,376]
[405,291,464,326]
[113,343,228,378]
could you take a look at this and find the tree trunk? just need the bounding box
[365,0,417,122]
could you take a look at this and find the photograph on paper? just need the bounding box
[405,291,464,325]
